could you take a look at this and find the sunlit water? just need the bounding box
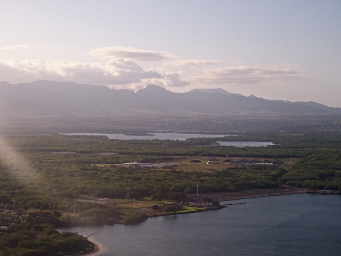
[64,194,341,256]
[63,133,275,147]
[216,141,275,147]
[63,132,232,141]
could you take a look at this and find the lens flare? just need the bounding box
[0,136,41,186]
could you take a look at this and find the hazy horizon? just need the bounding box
[2,3,341,255]
[0,80,339,108]
[1,1,341,106]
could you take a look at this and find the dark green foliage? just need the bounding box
[0,225,94,256]
[283,150,341,190]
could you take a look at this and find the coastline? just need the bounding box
[148,188,310,218]
[190,187,310,203]
[84,236,106,256]
[73,188,338,255]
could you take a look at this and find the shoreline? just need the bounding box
[148,188,311,218]
[83,236,106,256]
[190,188,311,203]
[74,189,338,255]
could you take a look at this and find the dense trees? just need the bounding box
[283,150,341,190]
[0,226,94,256]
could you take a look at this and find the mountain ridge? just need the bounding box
[0,81,339,118]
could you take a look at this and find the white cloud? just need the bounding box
[174,59,220,67]
[90,46,173,62]
[0,46,302,91]
[0,62,35,83]
[194,66,301,86]
[146,73,189,88]
[0,44,29,51]
[0,59,162,85]
[59,60,161,85]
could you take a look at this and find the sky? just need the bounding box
[0,0,340,106]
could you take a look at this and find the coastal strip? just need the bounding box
[84,236,106,256]
[188,187,310,203]
[148,189,310,218]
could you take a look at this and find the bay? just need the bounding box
[64,194,341,256]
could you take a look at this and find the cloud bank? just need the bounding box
[90,46,172,62]
[0,44,29,51]
[0,45,301,90]
[196,66,300,85]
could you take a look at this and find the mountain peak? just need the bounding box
[142,84,167,91]
[191,88,227,94]
[137,84,171,95]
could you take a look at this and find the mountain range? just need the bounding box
[0,80,340,119]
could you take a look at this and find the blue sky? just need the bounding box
[0,0,340,106]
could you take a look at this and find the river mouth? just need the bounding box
[61,194,341,256]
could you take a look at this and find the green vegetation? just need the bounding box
[283,150,341,189]
[175,206,206,214]
[1,132,341,254]
[0,226,94,256]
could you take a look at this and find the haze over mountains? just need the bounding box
[1,81,339,119]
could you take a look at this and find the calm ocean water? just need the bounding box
[64,194,341,256]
